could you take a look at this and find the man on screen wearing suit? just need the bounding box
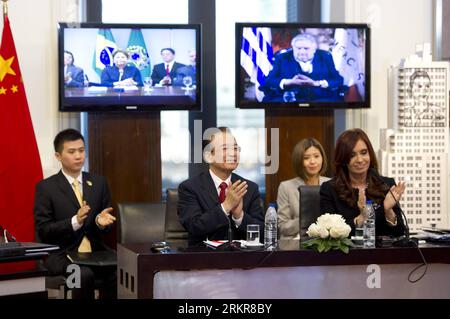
[173,49,197,86]
[177,127,264,246]
[151,47,186,86]
[34,129,116,299]
[260,33,344,102]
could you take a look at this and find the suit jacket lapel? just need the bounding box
[56,170,81,209]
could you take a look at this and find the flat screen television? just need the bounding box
[58,23,201,111]
[236,23,370,109]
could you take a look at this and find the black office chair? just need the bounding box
[298,185,321,240]
[164,188,188,247]
[117,202,166,244]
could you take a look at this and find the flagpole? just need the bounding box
[2,0,8,19]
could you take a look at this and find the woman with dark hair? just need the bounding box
[101,49,143,87]
[277,138,330,239]
[64,50,86,87]
[320,128,406,237]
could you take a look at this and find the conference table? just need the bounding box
[117,239,450,299]
[64,86,196,107]
[0,252,49,298]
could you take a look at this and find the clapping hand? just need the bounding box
[96,207,116,227]
[76,201,91,225]
[383,182,406,211]
[354,188,367,227]
[222,180,247,217]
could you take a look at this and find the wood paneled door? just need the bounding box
[265,109,334,206]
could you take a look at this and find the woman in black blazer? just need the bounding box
[320,128,406,237]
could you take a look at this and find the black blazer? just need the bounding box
[151,62,186,85]
[320,176,406,237]
[177,171,264,245]
[34,171,112,272]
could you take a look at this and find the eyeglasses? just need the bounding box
[212,145,241,153]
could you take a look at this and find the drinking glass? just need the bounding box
[246,224,260,244]
[182,76,193,90]
[283,91,296,102]
[143,77,153,92]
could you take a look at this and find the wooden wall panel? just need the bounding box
[88,112,162,248]
[265,109,334,206]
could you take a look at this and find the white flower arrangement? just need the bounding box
[301,213,354,253]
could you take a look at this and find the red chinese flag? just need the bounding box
[0,15,43,242]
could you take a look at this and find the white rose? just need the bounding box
[306,223,320,238]
[317,213,347,229]
[318,226,329,239]
[316,213,334,229]
[329,224,352,239]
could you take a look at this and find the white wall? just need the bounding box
[0,0,80,178]
[329,0,433,151]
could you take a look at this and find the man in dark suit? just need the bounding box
[34,129,116,299]
[173,49,197,87]
[64,51,86,87]
[151,48,185,86]
[260,33,344,102]
[178,127,264,246]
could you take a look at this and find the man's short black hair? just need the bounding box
[54,128,85,153]
[160,47,175,55]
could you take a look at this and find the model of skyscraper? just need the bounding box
[380,43,449,232]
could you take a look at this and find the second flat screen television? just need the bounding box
[59,23,201,111]
[236,23,370,109]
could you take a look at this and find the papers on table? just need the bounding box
[87,86,107,93]
[203,239,264,249]
[203,240,227,249]
[416,227,450,243]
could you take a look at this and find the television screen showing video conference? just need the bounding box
[58,23,201,111]
[236,23,370,109]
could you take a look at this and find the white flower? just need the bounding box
[329,224,351,239]
[318,226,329,239]
[303,213,354,254]
[306,223,320,238]
[307,213,351,239]
[316,213,346,229]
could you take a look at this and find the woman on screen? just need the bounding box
[319,128,406,237]
[277,138,330,239]
[64,50,86,88]
[100,49,143,87]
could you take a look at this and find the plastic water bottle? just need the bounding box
[363,200,376,248]
[264,203,278,250]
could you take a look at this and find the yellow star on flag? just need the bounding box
[11,85,18,93]
[0,87,6,94]
[0,55,16,82]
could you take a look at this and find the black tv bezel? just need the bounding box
[235,22,371,110]
[58,22,202,112]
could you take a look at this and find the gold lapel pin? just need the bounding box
[87,181,93,186]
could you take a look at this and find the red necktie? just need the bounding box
[165,64,170,76]
[219,182,228,203]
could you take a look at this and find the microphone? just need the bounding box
[216,213,242,251]
[369,167,417,247]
